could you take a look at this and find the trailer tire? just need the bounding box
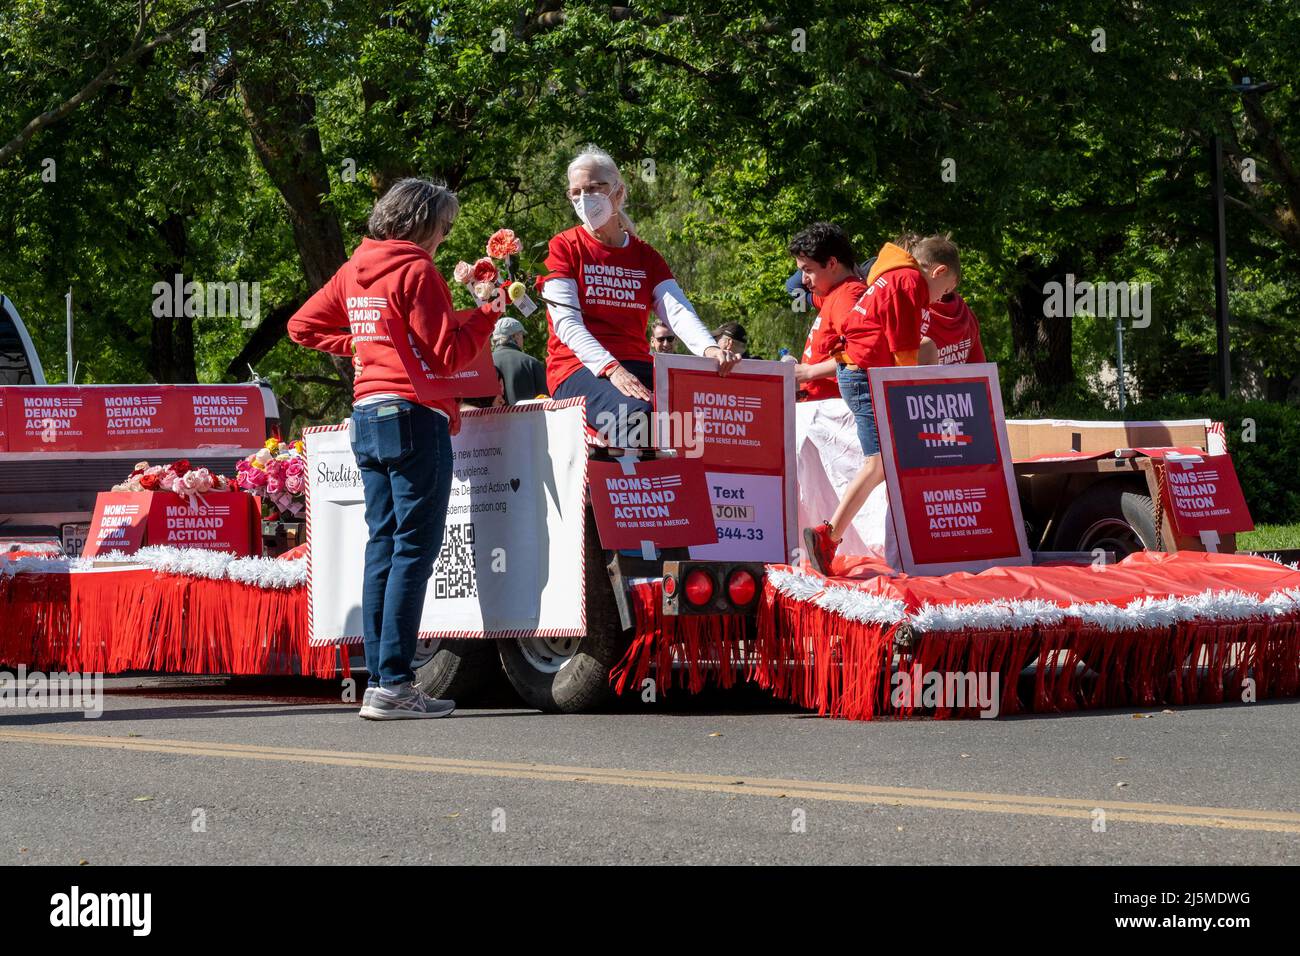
[413,639,499,705]
[1052,479,1159,557]
[497,506,629,713]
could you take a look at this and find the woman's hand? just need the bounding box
[793,363,817,384]
[606,364,653,401]
[704,345,741,376]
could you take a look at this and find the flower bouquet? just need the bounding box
[454,228,542,318]
[232,438,308,520]
[113,459,231,510]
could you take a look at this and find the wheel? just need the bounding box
[497,505,629,713]
[1051,479,1160,557]
[412,638,499,705]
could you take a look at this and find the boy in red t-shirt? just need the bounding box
[799,233,962,575]
[789,223,864,402]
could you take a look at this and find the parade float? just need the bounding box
[2,290,1296,720]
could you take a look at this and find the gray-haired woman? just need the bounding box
[289,178,502,719]
[542,146,739,444]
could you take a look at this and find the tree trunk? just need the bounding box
[147,212,197,383]
[1007,255,1076,412]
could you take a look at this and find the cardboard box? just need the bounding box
[1006,418,1211,461]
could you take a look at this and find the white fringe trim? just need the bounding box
[1,546,306,589]
[764,566,1300,633]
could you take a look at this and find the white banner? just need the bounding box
[304,400,589,644]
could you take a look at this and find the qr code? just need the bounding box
[431,522,477,600]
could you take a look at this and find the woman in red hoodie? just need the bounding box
[289,178,501,720]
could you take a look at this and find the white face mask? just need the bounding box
[572,191,615,231]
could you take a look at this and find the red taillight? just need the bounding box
[726,569,757,606]
[663,574,677,597]
[683,569,715,606]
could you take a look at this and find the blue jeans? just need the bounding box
[836,365,881,457]
[554,360,654,446]
[350,400,454,688]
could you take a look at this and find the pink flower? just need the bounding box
[472,280,496,302]
[486,229,522,259]
[472,257,498,283]
[266,475,283,494]
[285,457,307,479]
[284,472,305,495]
[453,261,473,285]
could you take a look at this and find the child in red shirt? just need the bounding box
[798,232,962,575]
[790,224,864,402]
[919,292,986,365]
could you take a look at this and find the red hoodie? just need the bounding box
[288,238,498,432]
[839,242,925,368]
[920,293,986,364]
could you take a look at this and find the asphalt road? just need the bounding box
[1,676,1297,865]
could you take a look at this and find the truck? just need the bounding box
[0,294,282,555]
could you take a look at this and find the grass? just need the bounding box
[1237,523,1300,551]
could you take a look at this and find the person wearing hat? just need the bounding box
[712,322,748,357]
[491,316,549,405]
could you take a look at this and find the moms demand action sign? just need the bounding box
[870,364,1030,575]
[0,384,266,453]
[82,490,261,557]
[587,456,716,552]
[1158,453,1253,536]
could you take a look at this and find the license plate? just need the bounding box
[62,522,90,558]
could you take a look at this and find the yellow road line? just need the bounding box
[2,728,1297,834]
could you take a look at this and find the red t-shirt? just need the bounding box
[840,245,926,369]
[920,293,986,364]
[543,226,675,393]
[799,276,868,401]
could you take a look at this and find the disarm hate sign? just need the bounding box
[870,364,1031,575]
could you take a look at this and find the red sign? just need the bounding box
[173,385,263,448]
[871,364,1031,575]
[390,316,498,401]
[83,492,152,556]
[1159,454,1254,535]
[82,490,260,557]
[5,387,108,452]
[665,370,786,472]
[146,491,259,552]
[587,457,717,550]
[0,385,266,454]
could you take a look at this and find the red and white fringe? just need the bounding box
[757,570,1300,719]
[610,580,750,696]
[0,560,339,679]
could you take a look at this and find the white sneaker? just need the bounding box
[359,683,455,720]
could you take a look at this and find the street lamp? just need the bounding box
[1211,77,1278,399]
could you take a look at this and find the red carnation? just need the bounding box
[472,257,498,283]
[171,459,192,476]
[139,472,161,490]
[486,229,522,259]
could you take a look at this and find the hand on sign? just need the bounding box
[793,363,818,383]
[704,345,740,376]
[607,364,652,401]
